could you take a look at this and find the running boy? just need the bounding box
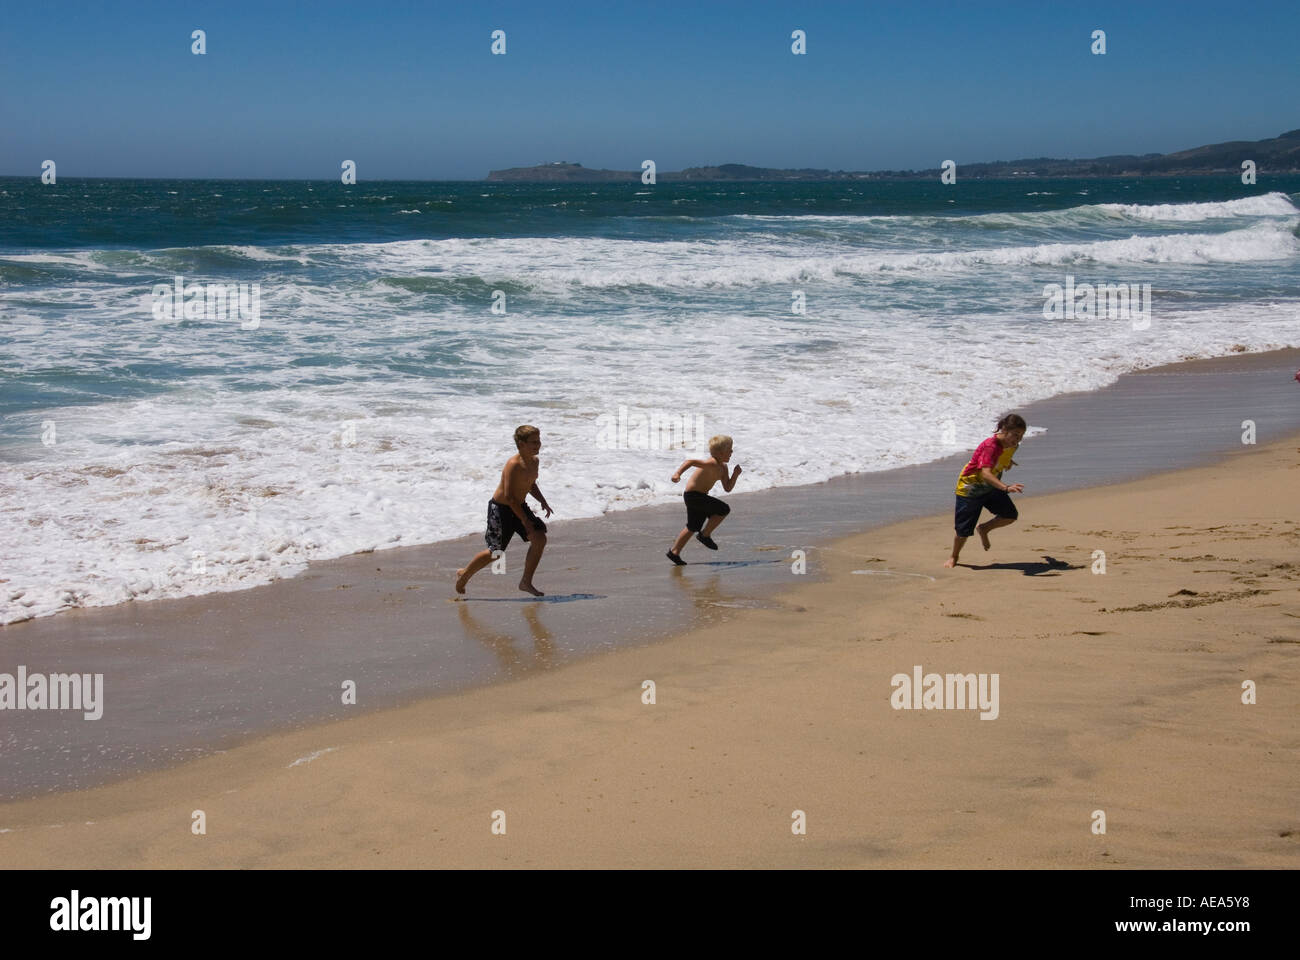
[944,414,1026,568]
[666,434,740,565]
[456,425,553,597]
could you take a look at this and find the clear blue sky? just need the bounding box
[2,0,1296,179]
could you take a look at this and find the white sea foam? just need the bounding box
[3,192,1299,624]
[732,193,1300,229]
[1097,191,1299,221]
[288,748,338,767]
[4,295,1297,626]
[273,223,1300,294]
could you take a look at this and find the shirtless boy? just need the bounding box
[455,424,553,596]
[666,434,740,565]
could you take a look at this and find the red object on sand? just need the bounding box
[1295,369,1300,383]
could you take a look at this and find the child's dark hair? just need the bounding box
[997,413,1027,432]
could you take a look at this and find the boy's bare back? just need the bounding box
[682,457,726,493]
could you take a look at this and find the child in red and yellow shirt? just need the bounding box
[944,414,1026,568]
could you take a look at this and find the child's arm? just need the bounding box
[671,459,704,483]
[980,467,1023,494]
[529,482,553,517]
[721,463,741,492]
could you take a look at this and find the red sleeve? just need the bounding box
[968,437,1001,471]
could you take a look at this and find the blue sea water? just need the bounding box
[2,175,1298,623]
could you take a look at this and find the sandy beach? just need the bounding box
[2,422,1296,867]
[5,348,1300,806]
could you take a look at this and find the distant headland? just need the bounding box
[487,129,1300,181]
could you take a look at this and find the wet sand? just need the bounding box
[1,424,1296,866]
[1,348,1298,805]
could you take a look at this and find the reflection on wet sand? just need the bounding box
[668,560,798,616]
[456,601,556,679]
[667,564,731,620]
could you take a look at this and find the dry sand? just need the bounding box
[2,435,1297,868]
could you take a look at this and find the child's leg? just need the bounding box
[976,515,1015,550]
[519,531,547,596]
[949,494,989,566]
[694,513,725,550]
[670,527,692,556]
[975,492,1018,551]
[455,549,495,593]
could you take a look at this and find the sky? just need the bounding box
[2,0,1297,180]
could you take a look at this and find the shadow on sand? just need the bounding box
[456,593,607,603]
[962,555,1082,576]
[682,558,785,569]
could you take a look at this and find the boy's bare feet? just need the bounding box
[976,523,993,551]
[943,557,957,568]
[455,568,470,594]
[519,580,544,597]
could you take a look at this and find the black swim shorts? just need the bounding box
[485,499,546,552]
[684,490,730,532]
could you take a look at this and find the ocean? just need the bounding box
[2,175,1298,624]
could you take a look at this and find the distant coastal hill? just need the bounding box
[487,130,1300,181]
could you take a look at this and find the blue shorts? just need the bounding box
[954,491,1017,538]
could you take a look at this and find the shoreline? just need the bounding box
[8,340,1298,630]
[2,429,1296,866]
[1,347,1298,801]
